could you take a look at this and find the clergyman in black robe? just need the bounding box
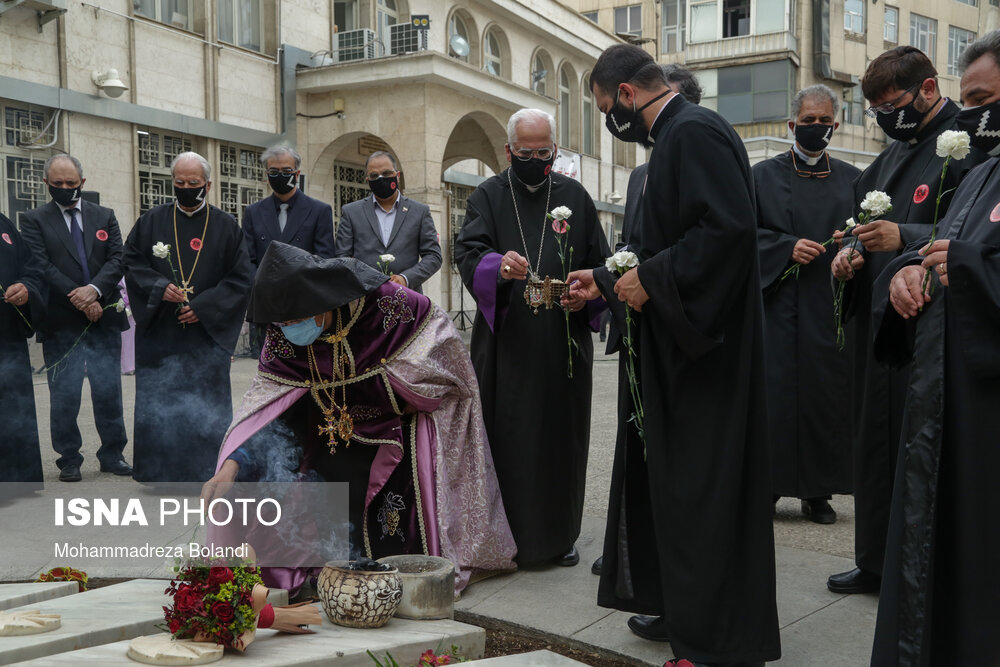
[0,213,46,486]
[869,36,1000,666]
[454,109,610,566]
[826,46,988,595]
[124,152,252,483]
[576,45,780,665]
[755,85,859,521]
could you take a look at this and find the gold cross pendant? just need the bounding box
[179,281,195,298]
[318,418,338,454]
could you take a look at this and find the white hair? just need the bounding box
[506,108,556,146]
[171,151,212,181]
[260,144,301,169]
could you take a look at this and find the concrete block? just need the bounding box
[464,650,589,665]
[0,583,78,612]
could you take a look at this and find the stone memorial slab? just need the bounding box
[0,579,169,664]
[0,611,61,636]
[127,635,223,665]
[463,650,589,666]
[13,614,485,666]
[0,583,78,612]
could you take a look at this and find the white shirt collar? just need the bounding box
[647,92,680,143]
[175,201,207,217]
[792,143,824,166]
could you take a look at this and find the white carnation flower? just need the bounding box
[152,242,171,259]
[379,253,395,263]
[113,299,125,313]
[859,190,892,219]
[550,206,572,221]
[605,250,639,273]
[936,130,971,161]
[845,217,856,228]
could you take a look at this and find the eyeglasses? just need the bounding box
[864,84,920,118]
[266,168,297,176]
[367,170,397,180]
[509,146,554,161]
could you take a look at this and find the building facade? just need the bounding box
[0,0,637,309]
[575,0,1000,167]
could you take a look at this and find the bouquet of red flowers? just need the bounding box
[162,555,322,652]
[163,560,264,650]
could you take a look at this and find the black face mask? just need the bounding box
[368,175,398,200]
[174,185,206,208]
[956,100,1000,156]
[268,171,297,195]
[794,123,834,153]
[605,88,670,148]
[48,185,81,207]
[876,97,930,142]
[510,156,554,188]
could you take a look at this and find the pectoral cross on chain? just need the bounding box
[318,416,339,453]
[179,280,195,299]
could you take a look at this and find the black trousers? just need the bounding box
[42,325,128,469]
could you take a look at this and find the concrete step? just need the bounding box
[12,617,485,666]
[0,579,169,664]
[0,583,79,612]
[465,650,589,665]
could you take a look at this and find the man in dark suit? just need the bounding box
[20,154,131,482]
[334,151,442,294]
[242,144,335,356]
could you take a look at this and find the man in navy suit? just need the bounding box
[20,154,131,482]
[241,144,336,355]
[335,151,442,294]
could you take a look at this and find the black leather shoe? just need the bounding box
[627,614,671,642]
[59,465,82,482]
[802,499,836,524]
[827,567,881,594]
[554,546,579,567]
[100,458,133,476]
[591,556,602,575]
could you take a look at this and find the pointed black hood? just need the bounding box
[246,242,389,323]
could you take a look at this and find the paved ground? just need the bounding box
[8,333,877,665]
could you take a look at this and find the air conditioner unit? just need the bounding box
[389,23,429,56]
[332,28,377,62]
[0,0,67,19]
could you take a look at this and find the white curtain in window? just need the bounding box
[690,0,718,43]
[754,0,784,34]
[238,0,260,50]
[218,0,234,43]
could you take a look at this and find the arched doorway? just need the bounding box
[438,112,507,321]
[310,132,401,230]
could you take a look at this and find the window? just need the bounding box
[134,0,191,30]
[662,0,686,52]
[715,60,792,124]
[955,0,977,6]
[844,0,864,34]
[843,86,865,125]
[582,75,595,156]
[449,13,469,62]
[614,5,642,37]
[218,143,265,221]
[910,14,937,62]
[484,28,503,77]
[533,53,548,95]
[332,163,368,230]
[723,0,750,37]
[884,7,898,43]
[2,103,53,225]
[334,0,357,32]
[376,0,398,53]
[559,69,571,147]
[582,11,598,23]
[218,0,262,51]
[948,26,976,76]
[137,130,193,214]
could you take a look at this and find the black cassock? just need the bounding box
[841,100,987,576]
[0,213,45,484]
[608,96,780,663]
[455,170,609,564]
[755,150,859,499]
[124,203,251,482]
[871,158,1000,667]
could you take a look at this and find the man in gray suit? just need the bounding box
[334,151,442,294]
